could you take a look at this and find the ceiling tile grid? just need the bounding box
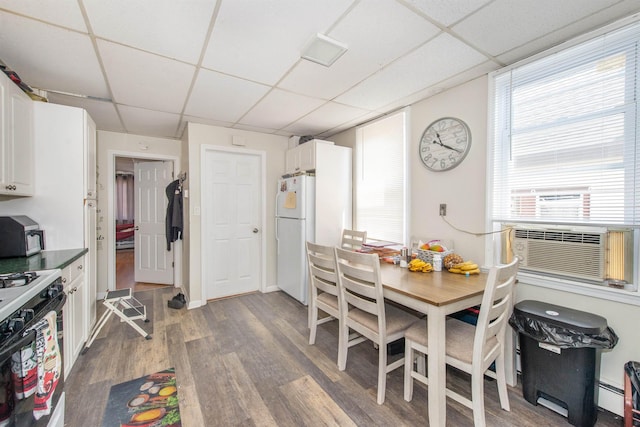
[0,0,638,139]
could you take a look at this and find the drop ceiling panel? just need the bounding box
[0,0,87,32]
[336,32,487,110]
[453,0,620,57]
[279,0,440,99]
[0,12,109,98]
[184,68,270,123]
[284,102,371,135]
[202,0,354,85]
[496,2,640,64]
[118,105,182,138]
[239,89,326,130]
[98,39,195,114]
[83,0,216,64]
[46,92,125,133]
[405,0,493,26]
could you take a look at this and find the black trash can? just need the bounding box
[509,300,618,427]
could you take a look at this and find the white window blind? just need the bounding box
[355,112,406,243]
[490,20,640,228]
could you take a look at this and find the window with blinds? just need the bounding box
[355,111,407,244]
[489,18,640,291]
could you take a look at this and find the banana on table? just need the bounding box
[408,259,433,272]
[448,261,480,275]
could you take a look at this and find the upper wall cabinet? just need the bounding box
[0,71,34,196]
[285,139,335,174]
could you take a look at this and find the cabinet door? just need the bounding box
[69,275,87,363]
[62,257,87,377]
[285,148,300,173]
[285,141,317,173]
[298,141,316,172]
[0,74,34,196]
[85,113,97,198]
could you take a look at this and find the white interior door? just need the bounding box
[203,150,261,300]
[134,160,174,284]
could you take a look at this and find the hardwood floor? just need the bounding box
[65,288,624,426]
[116,248,171,291]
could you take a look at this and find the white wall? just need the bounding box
[182,123,288,306]
[96,131,182,295]
[332,75,635,415]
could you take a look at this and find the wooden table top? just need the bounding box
[380,262,488,307]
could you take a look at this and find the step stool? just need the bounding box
[82,288,151,354]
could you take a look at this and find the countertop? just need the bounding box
[0,248,88,274]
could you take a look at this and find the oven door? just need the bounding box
[0,292,65,427]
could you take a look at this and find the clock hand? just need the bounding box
[433,134,462,153]
[441,143,462,153]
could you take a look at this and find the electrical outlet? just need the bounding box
[439,203,447,216]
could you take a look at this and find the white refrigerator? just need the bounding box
[275,171,352,305]
[276,175,315,305]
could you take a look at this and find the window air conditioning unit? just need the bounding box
[509,225,606,282]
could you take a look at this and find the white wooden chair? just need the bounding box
[403,257,519,426]
[341,229,367,251]
[335,247,418,404]
[306,241,340,345]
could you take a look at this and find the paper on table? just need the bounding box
[284,192,296,209]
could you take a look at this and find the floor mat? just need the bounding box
[102,367,181,427]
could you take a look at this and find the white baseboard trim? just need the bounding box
[264,285,280,293]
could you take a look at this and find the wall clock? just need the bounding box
[418,117,471,172]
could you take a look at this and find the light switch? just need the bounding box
[194,206,200,216]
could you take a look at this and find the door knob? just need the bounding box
[253,228,259,233]
[134,226,140,231]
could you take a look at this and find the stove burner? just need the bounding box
[0,271,39,288]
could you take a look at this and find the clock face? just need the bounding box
[419,117,471,171]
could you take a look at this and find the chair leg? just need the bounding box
[471,369,487,427]
[495,353,510,411]
[308,306,317,345]
[338,321,348,371]
[377,345,388,404]
[404,339,414,401]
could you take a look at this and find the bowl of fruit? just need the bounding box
[417,240,453,263]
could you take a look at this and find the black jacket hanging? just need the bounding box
[165,179,183,250]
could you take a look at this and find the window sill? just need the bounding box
[516,272,640,306]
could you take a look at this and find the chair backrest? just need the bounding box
[473,257,520,368]
[341,229,367,251]
[306,241,339,298]
[334,248,385,333]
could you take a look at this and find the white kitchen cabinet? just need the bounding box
[0,102,97,375]
[285,139,335,173]
[62,256,87,378]
[0,71,34,196]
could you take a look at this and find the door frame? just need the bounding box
[200,144,267,303]
[107,150,182,293]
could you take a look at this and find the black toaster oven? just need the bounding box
[0,216,45,258]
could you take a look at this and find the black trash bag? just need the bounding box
[509,311,618,350]
[626,361,640,424]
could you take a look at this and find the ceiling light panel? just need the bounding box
[301,33,348,66]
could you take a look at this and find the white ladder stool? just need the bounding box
[82,288,151,354]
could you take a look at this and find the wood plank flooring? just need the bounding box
[65,288,624,426]
[116,248,171,291]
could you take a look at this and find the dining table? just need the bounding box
[379,262,517,427]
